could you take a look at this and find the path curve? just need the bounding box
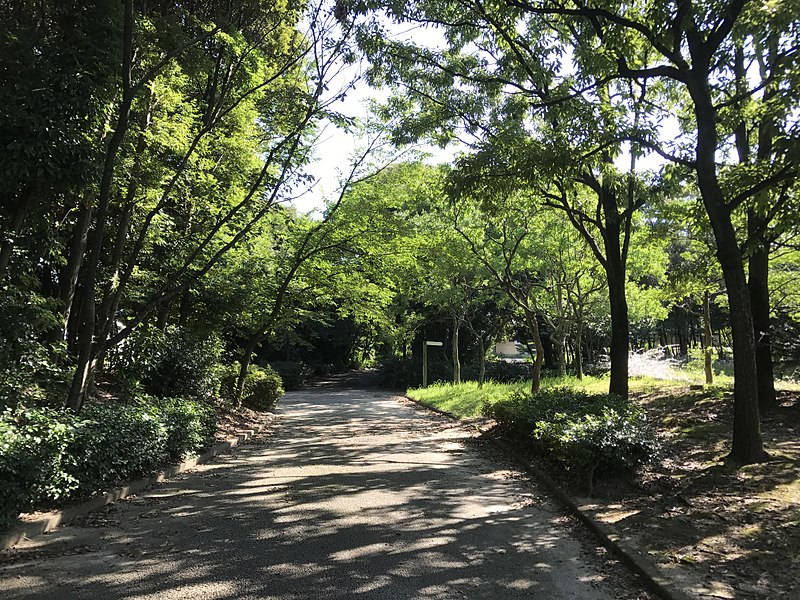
[0,387,649,599]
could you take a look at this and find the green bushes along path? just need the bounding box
[0,398,215,531]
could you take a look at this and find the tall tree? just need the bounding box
[347,0,800,463]
[499,0,795,465]
[347,0,669,398]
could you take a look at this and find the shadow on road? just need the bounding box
[0,388,645,599]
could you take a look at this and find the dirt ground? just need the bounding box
[502,385,800,599]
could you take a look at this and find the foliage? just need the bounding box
[531,406,658,474]
[113,326,224,399]
[157,397,217,461]
[269,361,313,391]
[467,359,532,384]
[483,388,658,473]
[0,406,77,530]
[377,354,453,389]
[0,397,215,531]
[219,363,284,409]
[0,285,69,409]
[240,366,284,411]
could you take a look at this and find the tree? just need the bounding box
[346,0,671,398]
[500,0,793,465]
[0,1,374,412]
[347,0,800,463]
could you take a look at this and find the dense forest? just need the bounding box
[1,0,799,528]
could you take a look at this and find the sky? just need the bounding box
[295,92,458,215]
[290,14,677,215]
[290,19,458,215]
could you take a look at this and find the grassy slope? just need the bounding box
[406,375,688,418]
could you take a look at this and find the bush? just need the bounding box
[218,364,284,410]
[155,398,216,461]
[463,359,532,383]
[0,286,70,410]
[242,367,284,410]
[67,403,170,495]
[217,362,241,405]
[0,407,78,530]
[112,326,224,399]
[269,361,312,391]
[483,387,658,476]
[0,397,217,531]
[376,355,453,389]
[532,406,657,474]
[241,366,284,411]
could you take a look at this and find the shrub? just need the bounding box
[483,387,658,476]
[217,362,242,406]
[0,286,70,410]
[112,326,224,399]
[269,361,312,391]
[0,397,217,531]
[376,355,452,389]
[67,403,170,495]
[463,359,532,384]
[0,407,78,530]
[155,398,216,461]
[532,406,657,473]
[241,367,284,411]
[218,364,284,410]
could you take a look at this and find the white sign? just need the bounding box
[425,341,443,346]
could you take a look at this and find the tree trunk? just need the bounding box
[524,308,544,394]
[733,44,778,413]
[478,335,486,388]
[575,316,584,380]
[703,291,714,385]
[452,313,461,385]
[606,264,629,398]
[67,0,135,412]
[96,92,153,344]
[554,330,567,377]
[60,198,93,338]
[748,217,777,411]
[689,73,766,464]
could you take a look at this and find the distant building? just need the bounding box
[493,341,527,361]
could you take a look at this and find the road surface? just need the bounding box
[0,385,650,599]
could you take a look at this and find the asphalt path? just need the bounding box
[0,385,649,599]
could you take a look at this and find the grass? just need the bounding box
[407,374,706,418]
[407,360,797,419]
[406,380,528,417]
[407,375,612,418]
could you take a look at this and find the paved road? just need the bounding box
[0,387,649,599]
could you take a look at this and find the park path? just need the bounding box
[0,384,648,599]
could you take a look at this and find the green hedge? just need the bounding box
[0,398,216,531]
[241,366,284,411]
[269,361,312,391]
[219,364,284,410]
[482,387,658,475]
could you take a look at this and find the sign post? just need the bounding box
[422,340,443,388]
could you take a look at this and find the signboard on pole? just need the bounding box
[422,340,443,388]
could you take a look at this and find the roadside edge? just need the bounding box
[402,394,692,600]
[0,425,265,551]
